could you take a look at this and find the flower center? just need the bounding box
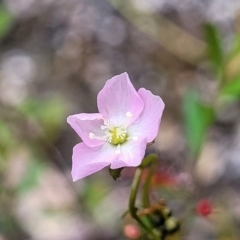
[89,115,138,150]
[109,127,128,145]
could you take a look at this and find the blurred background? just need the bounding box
[1,0,240,239]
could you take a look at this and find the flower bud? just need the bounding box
[163,217,180,234]
[196,199,212,217]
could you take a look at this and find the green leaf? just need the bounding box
[0,5,14,40]
[109,167,123,180]
[221,76,240,97]
[204,24,223,75]
[183,90,215,158]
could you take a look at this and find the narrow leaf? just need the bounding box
[0,5,14,40]
[183,90,215,158]
[204,24,223,75]
[221,76,240,98]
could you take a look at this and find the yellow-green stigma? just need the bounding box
[109,127,127,145]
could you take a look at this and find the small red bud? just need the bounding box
[124,224,141,239]
[196,199,212,217]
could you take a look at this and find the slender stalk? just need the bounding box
[142,159,157,208]
[129,167,160,240]
[129,168,147,230]
[141,159,161,239]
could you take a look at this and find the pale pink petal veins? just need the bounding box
[110,138,147,169]
[97,72,144,127]
[128,88,165,143]
[67,113,105,147]
[72,142,117,181]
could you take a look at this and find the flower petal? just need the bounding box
[67,113,105,147]
[97,72,144,127]
[110,138,147,169]
[128,88,165,143]
[110,159,127,169]
[72,142,116,181]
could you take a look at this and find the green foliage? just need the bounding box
[84,180,108,210]
[221,76,240,98]
[183,90,215,158]
[0,213,29,239]
[0,120,13,157]
[204,24,224,77]
[228,32,240,60]
[0,5,14,40]
[18,97,67,140]
[17,158,46,194]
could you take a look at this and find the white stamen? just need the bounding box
[101,119,112,130]
[115,145,121,154]
[95,118,129,145]
[116,127,127,139]
[104,132,112,143]
[89,132,106,141]
[126,111,133,117]
[89,132,95,139]
[127,136,138,141]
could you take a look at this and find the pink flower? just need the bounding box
[67,72,165,181]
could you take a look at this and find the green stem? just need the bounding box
[142,159,157,208]
[129,167,160,240]
[129,168,146,229]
